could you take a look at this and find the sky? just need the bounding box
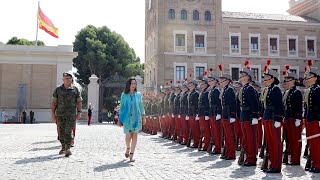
[0,0,290,63]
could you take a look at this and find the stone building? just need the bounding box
[144,0,320,91]
[0,45,77,122]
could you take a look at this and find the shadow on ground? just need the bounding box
[15,154,61,164]
[29,145,61,151]
[94,160,132,172]
[32,140,58,145]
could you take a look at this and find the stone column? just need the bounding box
[88,74,99,123]
[135,75,143,93]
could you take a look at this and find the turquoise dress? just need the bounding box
[119,92,145,134]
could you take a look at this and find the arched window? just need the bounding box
[193,10,199,21]
[168,9,175,19]
[181,9,188,20]
[205,11,211,21]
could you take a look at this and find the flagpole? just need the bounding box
[35,1,40,46]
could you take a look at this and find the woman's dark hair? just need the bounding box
[124,77,137,94]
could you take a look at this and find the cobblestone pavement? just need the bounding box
[0,123,319,180]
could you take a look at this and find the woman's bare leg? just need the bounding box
[129,133,138,161]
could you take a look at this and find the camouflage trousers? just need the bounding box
[57,116,76,150]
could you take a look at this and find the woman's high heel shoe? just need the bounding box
[129,153,135,162]
[125,148,130,158]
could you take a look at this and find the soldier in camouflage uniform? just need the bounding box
[51,72,82,157]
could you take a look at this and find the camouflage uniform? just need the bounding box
[52,84,82,150]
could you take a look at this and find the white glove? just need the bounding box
[146,116,149,118]
[205,116,210,120]
[252,118,258,125]
[216,114,221,120]
[195,115,200,120]
[295,119,301,127]
[178,115,181,118]
[274,121,281,128]
[172,114,174,118]
[230,118,236,123]
[185,116,189,120]
[258,117,262,120]
[154,117,156,120]
[162,115,165,118]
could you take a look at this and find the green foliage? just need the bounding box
[73,25,144,111]
[73,25,142,85]
[6,37,45,46]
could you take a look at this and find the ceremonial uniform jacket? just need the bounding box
[180,92,188,116]
[151,101,159,117]
[145,102,152,116]
[187,89,199,116]
[283,86,302,120]
[208,86,222,117]
[164,94,170,114]
[304,84,320,122]
[262,84,284,122]
[173,93,181,115]
[235,92,241,119]
[169,93,176,114]
[159,97,165,115]
[198,87,210,117]
[220,85,236,119]
[239,83,259,122]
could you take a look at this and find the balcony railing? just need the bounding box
[175,46,186,53]
[231,48,240,54]
[250,49,259,55]
[289,50,297,56]
[307,51,316,57]
[195,47,206,53]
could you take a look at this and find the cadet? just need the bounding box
[262,60,284,173]
[238,64,260,166]
[168,84,176,140]
[218,64,237,160]
[208,68,222,154]
[187,77,200,148]
[51,72,82,157]
[198,73,210,151]
[282,65,302,166]
[180,80,189,145]
[303,61,320,173]
[173,83,182,142]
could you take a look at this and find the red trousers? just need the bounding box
[166,115,171,136]
[181,115,190,144]
[160,116,167,136]
[264,120,283,169]
[234,118,242,147]
[210,117,222,153]
[241,122,258,163]
[199,116,211,149]
[170,115,176,138]
[222,119,236,158]
[284,119,302,164]
[306,121,320,169]
[190,116,200,146]
[175,116,182,141]
[257,119,263,147]
[88,115,92,125]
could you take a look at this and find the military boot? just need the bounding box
[59,146,65,155]
[65,145,72,157]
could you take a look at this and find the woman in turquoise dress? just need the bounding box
[118,77,145,162]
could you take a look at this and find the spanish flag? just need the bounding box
[38,6,59,38]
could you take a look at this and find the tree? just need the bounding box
[73,25,144,111]
[6,36,45,46]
